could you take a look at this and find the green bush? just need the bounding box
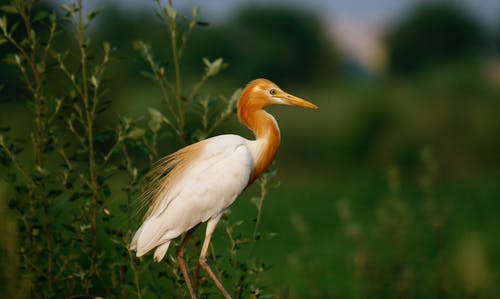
[0,1,273,298]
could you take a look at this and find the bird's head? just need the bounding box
[238,79,318,116]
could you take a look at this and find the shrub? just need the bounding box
[0,1,273,298]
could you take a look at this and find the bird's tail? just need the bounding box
[130,223,171,262]
[153,241,171,262]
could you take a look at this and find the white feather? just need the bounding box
[132,134,257,261]
[153,241,171,262]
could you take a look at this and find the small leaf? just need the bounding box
[165,5,176,20]
[131,167,138,181]
[33,11,49,22]
[191,6,199,18]
[233,220,244,227]
[9,21,18,33]
[192,129,207,141]
[202,57,210,67]
[250,197,260,207]
[204,57,224,77]
[103,41,110,53]
[35,165,49,176]
[29,29,36,41]
[80,224,91,232]
[126,128,146,140]
[139,71,154,79]
[13,54,20,65]
[132,40,144,51]
[87,9,103,21]
[90,75,98,88]
[147,108,163,133]
[0,15,7,31]
[0,5,17,14]
[228,88,242,109]
[109,237,123,246]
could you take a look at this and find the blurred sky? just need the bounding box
[95,0,499,28]
[66,0,499,73]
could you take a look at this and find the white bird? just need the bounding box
[131,78,318,299]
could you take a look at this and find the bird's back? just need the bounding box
[131,134,254,260]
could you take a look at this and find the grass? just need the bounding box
[226,169,500,298]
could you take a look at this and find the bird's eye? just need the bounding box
[269,89,277,96]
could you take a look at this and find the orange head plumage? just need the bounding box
[237,78,318,181]
[237,78,318,138]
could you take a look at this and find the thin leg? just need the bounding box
[199,215,232,299]
[176,224,200,299]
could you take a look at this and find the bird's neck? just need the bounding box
[240,108,281,182]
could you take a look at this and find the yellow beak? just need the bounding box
[277,91,319,110]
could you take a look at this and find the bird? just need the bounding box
[130,78,318,299]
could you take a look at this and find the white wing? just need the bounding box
[131,135,254,258]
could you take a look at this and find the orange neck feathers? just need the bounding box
[238,80,281,182]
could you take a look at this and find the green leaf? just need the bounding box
[250,197,260,207]
[0,15,7,31]
[227,88,242,110]
[126,128,146,140]
[147,107,163,133]
[87,8,103,21]
[139,71,154,79]
[0,5,17,14]
[103,41,110,53]
[165,5,176,20]
[204,57,224,77]
[33,11,49,22]
[233,220,244,227]
[202,57,210,67]
[35,165,49,176]
[191,6,199,18]
[192,129,207,141]
[132,40,144,51]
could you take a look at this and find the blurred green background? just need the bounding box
[1,0,500,298]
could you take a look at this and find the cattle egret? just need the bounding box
[131,78,318,298]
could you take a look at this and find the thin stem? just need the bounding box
[76,0,99,286]
[178,7,198,59]
[128,246,143,299]
[253,178,268,239]
[169,23,185,140]
[159,0,185,140]
[188,73,209,103]
[137,42,180,135]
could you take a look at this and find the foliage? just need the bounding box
[334,148,498,299]
[0,1,274,298]
[387,2,485,74]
